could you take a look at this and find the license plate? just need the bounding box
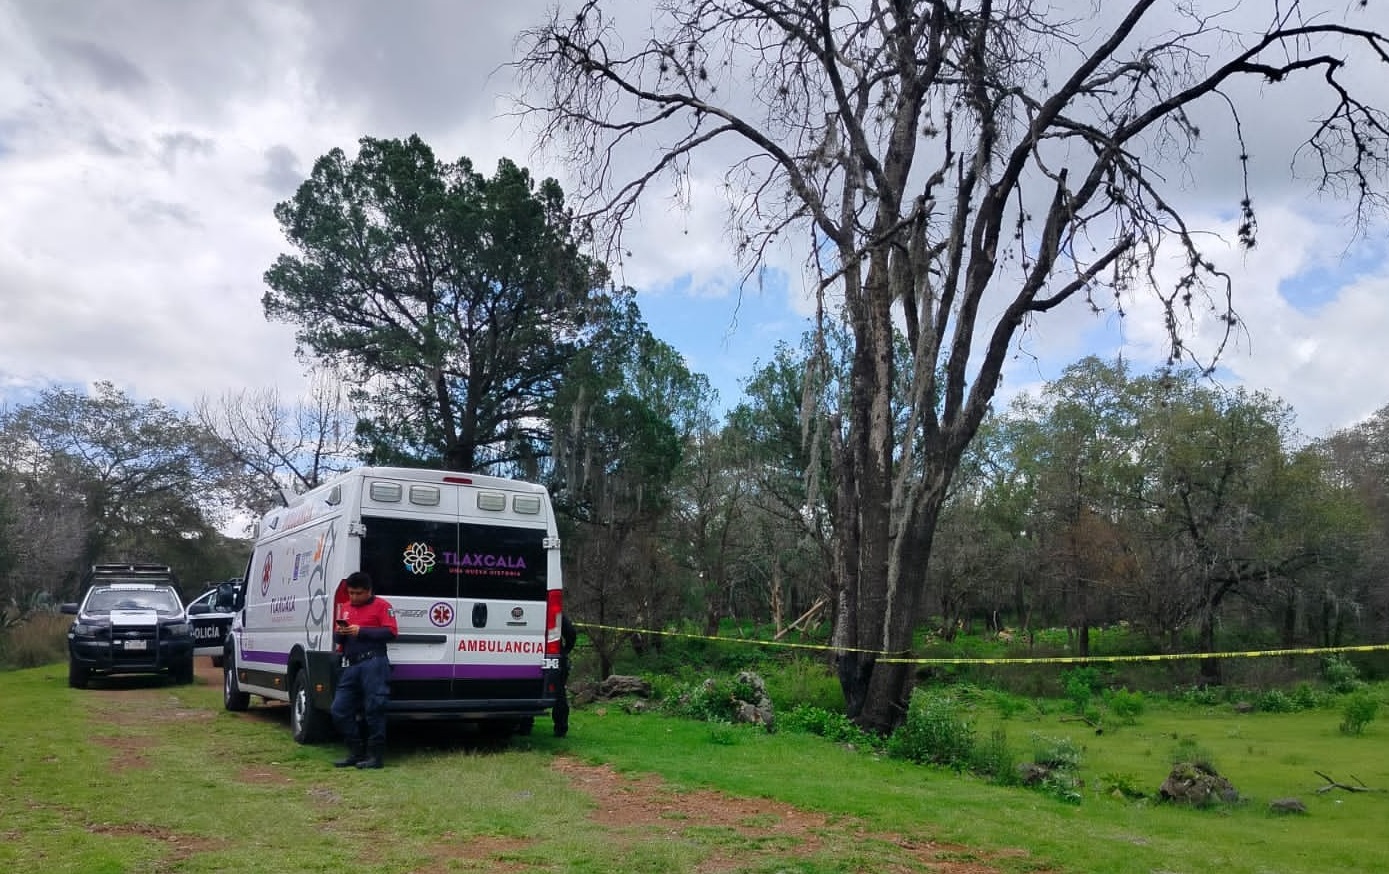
[123,640,147,651]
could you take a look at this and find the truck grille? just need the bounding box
[109,627,160,663]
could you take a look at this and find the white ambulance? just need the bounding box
[222,467,566,743]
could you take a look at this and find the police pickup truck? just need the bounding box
[62,564,196,688]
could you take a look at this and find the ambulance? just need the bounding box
[222,467,565,743]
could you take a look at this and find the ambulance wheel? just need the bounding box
[223,652,250,712]
[290,670,330,744]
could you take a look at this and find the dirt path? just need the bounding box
[160,660,1043,872]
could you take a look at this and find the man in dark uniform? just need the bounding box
[553,613,577,738]
[331,571,398,769]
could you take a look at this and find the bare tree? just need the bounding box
[195,367,358,514]
[516,1,1389,731]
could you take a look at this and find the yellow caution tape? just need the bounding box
[574,622,889,656]
[575,621,1389,665]
[879,642,1389,666]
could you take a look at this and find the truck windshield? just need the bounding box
[85,588,182,615]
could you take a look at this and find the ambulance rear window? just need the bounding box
[359,515,548,601]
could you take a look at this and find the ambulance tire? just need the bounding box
[290,669,330,745]
[223,651,250,712]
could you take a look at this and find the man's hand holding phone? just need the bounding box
[336,618,356,636]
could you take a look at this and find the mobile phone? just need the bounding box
[336,618,349,628]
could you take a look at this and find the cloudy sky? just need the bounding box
[1,0,1386,443]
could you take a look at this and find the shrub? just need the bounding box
[1100,771,1147,800]
[1339,692,1379,736]
[988,690,1035,721]
[1105,687,1146,724]
[1061,666,1103,714]
[970,727,1017,783]
[1257,689,1296,713]
[1024,734,1084,804]
[1324,655,1364,694]
[780,705,881,749]
[1029,733,1083,770]
[887,688,976,770]
[1291,682,1323,711]
[1040,771,1084,805]
[664,676,751,722]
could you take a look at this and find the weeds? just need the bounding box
[1169,736,1217,771]
[0,611,69,669]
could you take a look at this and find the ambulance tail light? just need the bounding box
[333,578,349,623]
[545,589,563,656]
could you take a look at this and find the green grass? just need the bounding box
[3,659,1388,873]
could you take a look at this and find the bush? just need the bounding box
[1291,682,1323,710]
[1100,771,1147,800]
[887,688,976,770]
[1324,655,1364,694]
[1029,733,1083,770]
[1024,734,1084,804]
[1340,692,1379,736]
[970,727,1017,783]
[663,675,757,723]
[780,705,881,749]
[1105,687,1146,724]
[1257,689,1297,713]
[987,689,1036,721]
[1061,666,1104,714]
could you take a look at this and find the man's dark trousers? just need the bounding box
[332,656,390,766]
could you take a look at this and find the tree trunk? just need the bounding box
[1198,610,1221,686]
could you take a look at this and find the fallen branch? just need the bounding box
[1314,771,1382,794]
[773,598,826,640]
[1060,715,1104,734]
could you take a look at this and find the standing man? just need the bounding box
[331,571,398,769]
[553,612,577,738]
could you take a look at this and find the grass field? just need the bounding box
[2,658,1387,873]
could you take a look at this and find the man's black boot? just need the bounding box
[355,744,385,769]
[333,742,364,768]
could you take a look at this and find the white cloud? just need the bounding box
[0,0,1385,447]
